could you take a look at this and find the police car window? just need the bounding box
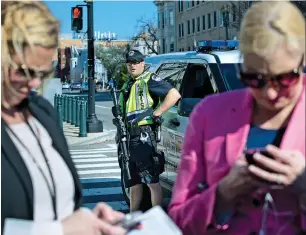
[219,64,245,90]
[156,63,187,90]
[181,64,215,99]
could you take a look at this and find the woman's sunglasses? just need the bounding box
[238,57,304,89]
[14,64,55,80]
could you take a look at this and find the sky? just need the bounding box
[45,1,157,39]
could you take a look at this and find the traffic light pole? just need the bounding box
[86,0,103,132]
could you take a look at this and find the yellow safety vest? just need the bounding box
[120,71,155,126]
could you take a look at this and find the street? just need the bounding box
[64,90,128,213]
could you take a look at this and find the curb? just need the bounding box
[68,130,116,147]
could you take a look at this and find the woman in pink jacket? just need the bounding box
[168,2,306,235]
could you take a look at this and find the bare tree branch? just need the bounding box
[132,17,159,55]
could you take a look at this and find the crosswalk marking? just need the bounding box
[80,177,121,183]
[70,145,129,213]
[82,187,123,196]
[73,157,118,163]
[70,154,116,159]
[75,163,119,168]
[83,201,129,211]
[78,168,121,175]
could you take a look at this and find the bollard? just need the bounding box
[57,97,63,130]
[75,97,80,127]
[54,94,58,107]
[85,100,88,119]
[60,95,64,116]
[68,97,72,124]
[72,97,76,125]
[63,95,67,122]
[79,101,87,137]
[65,96,69,122]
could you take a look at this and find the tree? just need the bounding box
[95,45,130,88]
[95,45,126,84]
[132,17,158,55]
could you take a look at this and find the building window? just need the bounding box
[187,20,191,34]
[178,24,181,37]
[202,15,206,30]
[214,11,217,27]
[187,1,190,8]
[197,17,200,32]
[197,0,200,5]
[188,46,191,51]
[169,10,174,26]
[182,23,184,37]
[192,0,195,7]
[232,5,236,22]
[170,36,174,52]
[219,10,224,27]
[208,13,211,29]
[178,0,184,12]
[162,11,165,28]
[192,18,195,33]
[164,10,167,27]
[162,38,166,53]
[158,13,161,29]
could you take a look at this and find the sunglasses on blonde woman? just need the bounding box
[13,64,55,80]
[238,57,304,89]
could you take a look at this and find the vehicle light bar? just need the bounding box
[197,40,239,52]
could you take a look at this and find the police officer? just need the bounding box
[118,50,181,212]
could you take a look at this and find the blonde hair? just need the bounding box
[239,1,305,59]
[1,1,59,107]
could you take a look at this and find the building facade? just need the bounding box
[176,1,252,51]
[155,0,177,54]
[70,47,108,85]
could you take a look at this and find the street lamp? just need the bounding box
[85,0,103,132]
[221,5,230,40]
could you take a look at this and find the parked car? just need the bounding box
[121,40,245,207]
[62,83,70,90]
[70,82,81,91]
[80,82,98,93]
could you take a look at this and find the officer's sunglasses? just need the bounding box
[126,60,142,66]
[237,56,304,89]
[12,63,55,80]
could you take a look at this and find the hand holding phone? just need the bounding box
[112,211,145,230]
[245,148,274,166]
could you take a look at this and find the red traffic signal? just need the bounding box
[72,7,82,19]
[71,7,83,31]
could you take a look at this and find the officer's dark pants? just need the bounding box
[123,125,160,188]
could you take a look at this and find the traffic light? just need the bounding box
[71,7,83,31]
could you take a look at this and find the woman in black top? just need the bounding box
[1,2,126,235]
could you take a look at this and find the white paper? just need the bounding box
[127,206,182,235]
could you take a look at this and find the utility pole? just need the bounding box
[86,0,103,132]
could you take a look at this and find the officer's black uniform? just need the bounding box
[122,50,173,188]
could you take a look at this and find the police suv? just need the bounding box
[122,40,245,208]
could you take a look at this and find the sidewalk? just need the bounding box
[63,122,116,147]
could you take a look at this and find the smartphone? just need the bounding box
[245,148,274,166]
[112,211,145,230]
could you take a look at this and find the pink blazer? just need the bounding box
[168,81,306,235]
